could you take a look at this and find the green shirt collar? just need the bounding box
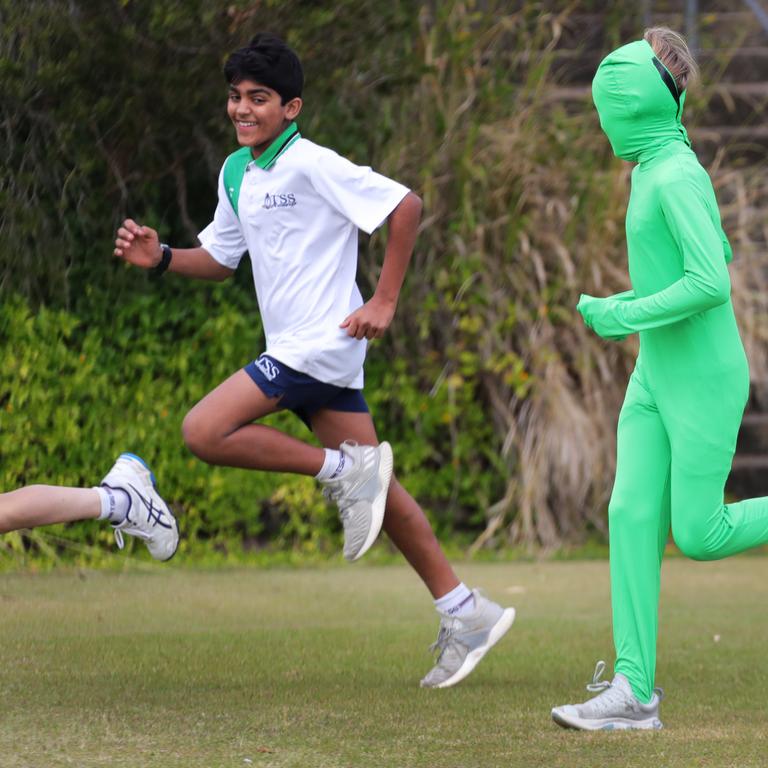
[252,122,301,170]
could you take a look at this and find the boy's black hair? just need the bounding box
[224,34,303,104]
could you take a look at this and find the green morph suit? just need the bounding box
[579,39,768,704]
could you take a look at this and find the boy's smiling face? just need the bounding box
[227,79,302,154]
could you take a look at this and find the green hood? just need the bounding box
[592,39,690,163]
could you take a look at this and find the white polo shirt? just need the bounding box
[198,133,409,389]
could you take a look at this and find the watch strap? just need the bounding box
[151,243,173,278]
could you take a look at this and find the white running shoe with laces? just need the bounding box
[551,661,664,730]
[420,590,515,688]
[320,441,393,561]
[101,453,179,561]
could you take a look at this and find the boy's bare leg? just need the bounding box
[309,407,460,598]
[182,370,326,474]
[0,486,100,533]
[0,460,180,561]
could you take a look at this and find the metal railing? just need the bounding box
[743,0,768,35]
[642,0,768,53]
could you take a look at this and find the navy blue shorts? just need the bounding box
[244,354,369,427]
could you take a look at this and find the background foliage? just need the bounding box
[1,0,766,559]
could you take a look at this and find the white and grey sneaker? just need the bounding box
[321,441,393,561]
[551,661,664,731]
[101,453,179,561]
[420,590,515,688]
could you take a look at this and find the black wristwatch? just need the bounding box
[151,243,173,278]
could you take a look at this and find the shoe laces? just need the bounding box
[322,487,355,529]
[427,588,484,657]
[322,485,345,505]
[321,440,360,518]
[584,660,664,709]
[576,661,629,715]
[111,513,153,551]
[586,660,610,693]
[428,616,460,657]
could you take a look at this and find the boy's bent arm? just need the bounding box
[114,219,234,281]
[163,247,234,281]
[341,191,422,340]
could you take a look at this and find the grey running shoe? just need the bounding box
[551,661,664,731]
[101,453,179,561]
[321,441,393,561]
[420,590,515,688]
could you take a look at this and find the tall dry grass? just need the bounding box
[368,2,768,548]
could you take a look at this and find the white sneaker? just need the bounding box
[551,661,664,730]
[101,453,179,561]
[420,590,515,688]
[320,441,393,561]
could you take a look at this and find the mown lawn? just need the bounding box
[0,559,766,767]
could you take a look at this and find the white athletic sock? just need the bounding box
[94,486,130,523]
[315,448,353,482]
[434,582,475,617]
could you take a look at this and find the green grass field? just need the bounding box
[1,559,767,768]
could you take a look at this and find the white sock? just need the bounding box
[434,583,475,617]
[94,486,130,523]
[315,448,353,481]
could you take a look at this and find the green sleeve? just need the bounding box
[608,289,635,302]
[578,179,730,339]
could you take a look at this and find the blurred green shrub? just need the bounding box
[0,287,500,559]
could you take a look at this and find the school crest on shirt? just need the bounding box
[263,192,297,210]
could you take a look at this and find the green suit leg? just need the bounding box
[612,360,768,704]
[609,365,671,704]
[664,369,768,561]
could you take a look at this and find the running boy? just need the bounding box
[113,34,514,687]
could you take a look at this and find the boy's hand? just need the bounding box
[114,219,162,269]
[340,296,396,340]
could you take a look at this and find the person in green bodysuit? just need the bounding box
[551,27,768,731]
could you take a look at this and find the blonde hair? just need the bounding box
[644,27,699,91]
